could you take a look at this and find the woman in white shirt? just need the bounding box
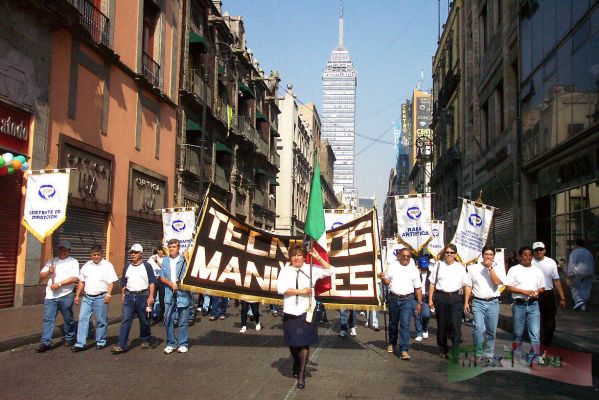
[277,243,334,389]
[428,243,468,358]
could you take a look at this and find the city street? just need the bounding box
[1,307,597,400]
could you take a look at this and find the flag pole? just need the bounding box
[373,200,387,343]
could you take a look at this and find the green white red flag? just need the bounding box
[304,158,331,295]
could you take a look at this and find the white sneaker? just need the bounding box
[163,346,175,354]
[415,336,423,342]
[256,323,262,331]
[177,345,188,353]
[349,327,357,337]
[423,331,429,339]
[239,326,247,333]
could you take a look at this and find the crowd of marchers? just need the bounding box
[35,237,594,386]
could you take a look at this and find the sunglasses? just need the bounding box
[445,251,456,255]
[130,251,141,254]
[534,248,544,251]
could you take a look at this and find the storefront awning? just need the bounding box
[269,177,280,186]
[255,167,268,176]
[238,81,255,98]
[186,118,205,133]
[215,142,233,155]
[256,110,268,123]
[269,126,280,137]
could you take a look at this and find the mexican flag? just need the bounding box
[304,158,331,295]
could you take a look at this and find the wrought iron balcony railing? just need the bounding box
[142,51,160,87]
[71,0,110,46]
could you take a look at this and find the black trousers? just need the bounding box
[539,289,556,346]
[434,291,463,354]
[241,301,260,326]
[154,280,166,319]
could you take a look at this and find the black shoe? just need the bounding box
[202,310,208,316]
[71,346,84,353]
[64,340,75,347]
[36,344,50,353]
[96,345,105,350]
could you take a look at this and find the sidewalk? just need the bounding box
[0,296,124,352]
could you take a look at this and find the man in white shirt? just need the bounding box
[379,248,423,360]
[531,241,566,349]
[464,246,505,365]
[36,240,80,352]
[72,245,118,352]
[505,246,545,365]
[112,244,156,354]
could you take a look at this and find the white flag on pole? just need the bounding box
[451,199,495,264]
[394,194,432,253]
[22,170,70,242]
[427,220,445,260]
[162,209,196,251]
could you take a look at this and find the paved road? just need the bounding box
[1,307,597,400]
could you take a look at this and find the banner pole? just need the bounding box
[372,203,387,342]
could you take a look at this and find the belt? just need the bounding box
[389,293,414,300]
[125,289,149,295]
[436,290,460,295]
[513,298,538,305]
[85,292,107,297]
[473,296,499,302]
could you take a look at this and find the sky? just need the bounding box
[222,0,448,210]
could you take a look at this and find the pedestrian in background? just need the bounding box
[239,300,261,333]
[428,243,468,359]
[72,245,118,352]
[414,255,431,341]
[36,240,80,353]
[278,243,334,389]
[147,245,166,322]
[112,244,155,354]
[568,239,595,311]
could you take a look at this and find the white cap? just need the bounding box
[532,241,545,250]
[130,244,143,253]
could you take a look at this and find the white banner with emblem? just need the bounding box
[427,220,445,260]
[394,194,432,253]
[162,208,196,251]
[22,170,71,242]
[451,199,495,265]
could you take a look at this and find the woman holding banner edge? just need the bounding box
[278,243,334,389]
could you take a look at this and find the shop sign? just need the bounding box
[0,103,31,154]
[60,143,112,204]
[130,168,166,214]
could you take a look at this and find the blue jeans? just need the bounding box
[339,309,356,331]
[166,305,189,347]
[210,296,229,318]
[40,292,75,345]
[118,293,151,349]
[512,300,541,355]
[366,310,379,327]
[75,294,109,347]
[414,300,431,336]
[570,275,593,305]
[388,296,415,351]
[202,295,211,312]
[471,298,499,357]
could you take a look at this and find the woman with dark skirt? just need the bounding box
[277,243,334,389]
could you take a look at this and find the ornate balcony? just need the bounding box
[142,51,160,87]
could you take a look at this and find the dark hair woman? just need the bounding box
[277,243,334,389]
[428,243,468,358]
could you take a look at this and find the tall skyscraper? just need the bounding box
[321,0,358,205]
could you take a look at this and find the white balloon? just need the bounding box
[2,153,14,164]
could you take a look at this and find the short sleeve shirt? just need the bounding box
[465,262,505,298]
[79,259,118,296]
[385,260,422,296]
[429,261,468,292]
[505,264,545,300]
[532,256,559,290]
[41,256,80,299]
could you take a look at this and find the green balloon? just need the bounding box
[0,158,4,168]
[7,166,15,175]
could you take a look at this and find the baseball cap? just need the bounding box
[532,241,545,250]
[130,244,143,253]
[418,256,430,268]
[58,240,72,250]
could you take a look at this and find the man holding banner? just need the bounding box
[36,240,80,353]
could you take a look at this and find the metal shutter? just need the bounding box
[125,217,163,261]
[0,173,23,308]
[52,207,108,267]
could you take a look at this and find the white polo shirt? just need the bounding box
[532,256,559,290]
[278,263,334,316]
[505,264,544,300]
[385,260,422,296]
[41,256,80,299]
[169,255,181,283]
[79,259,118,296]
[465,262,505,299]
[125,263,150,291]
[429,261,468,292]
